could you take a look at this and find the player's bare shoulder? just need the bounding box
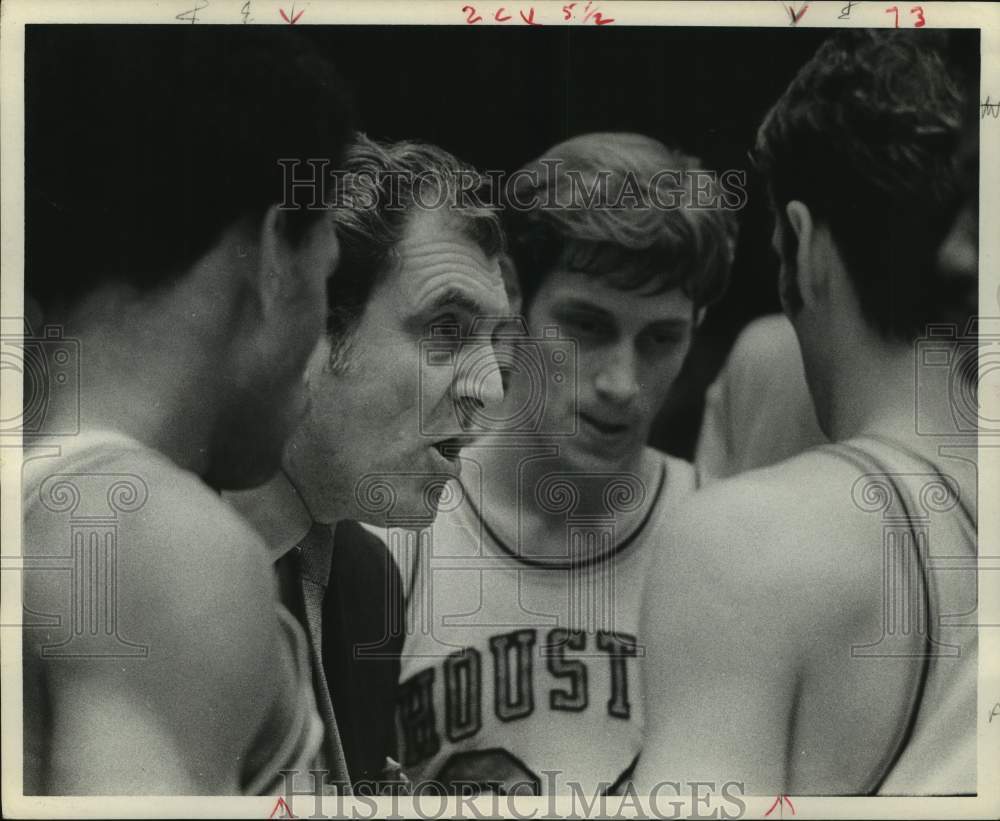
[658,446,888,619]
[23,441,275,639]
[21,438,282,791]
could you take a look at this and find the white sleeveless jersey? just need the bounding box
[824,436,977,795]
[390,449,696,795]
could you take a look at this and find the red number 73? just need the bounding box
[885,6,926,28]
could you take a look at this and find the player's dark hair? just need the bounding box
[504,133,737,312]
[753,30,971,341]
[26,25,355,311]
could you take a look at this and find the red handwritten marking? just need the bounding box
[886,5,926,26]
[787,3,809,23]
[581,0,614,24]
[269,796,295,819]
[279,6,304,24]
[764,795,796,817]
[464,3,609,25]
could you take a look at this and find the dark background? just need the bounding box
[302,25,980,458]
[302,25,832,457]
[27,24,978,459]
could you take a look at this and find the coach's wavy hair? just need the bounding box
[753,30,969,341]
[503,133,737,313]
[327,134,504,369]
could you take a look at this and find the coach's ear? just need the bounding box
[785,200,826,310]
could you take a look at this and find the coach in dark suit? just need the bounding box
[229,133,512,789]
[324,520,405,784]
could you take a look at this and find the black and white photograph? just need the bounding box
[1,1,997,818]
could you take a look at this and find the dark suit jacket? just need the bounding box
[323,520,405,785]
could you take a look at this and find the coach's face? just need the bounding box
[285,208,510,526]
[523,271,694,472]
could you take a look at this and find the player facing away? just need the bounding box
[227,135,511,789]
[634,31,979,795]
[393,133,736,794]
[21,28,352,793]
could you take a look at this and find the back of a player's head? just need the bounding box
[754,30,969,342]
[934,114,979,331]
[26,26,354,312]
[326,134,503,356]
[504,132,736,313]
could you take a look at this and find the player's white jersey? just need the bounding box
[391,448,696,794]
[823,436,978,795]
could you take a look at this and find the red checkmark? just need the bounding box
[786,2,809,23]
[764,795,796,817]
[279,6,305,24]
[269,796,295,818]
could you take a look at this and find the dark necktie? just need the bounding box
[293,521,351,790]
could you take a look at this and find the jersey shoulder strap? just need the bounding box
[815,437,935,795]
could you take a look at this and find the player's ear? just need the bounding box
[255,204,299,311]
[498,252,523,317]
[785,200,825,309]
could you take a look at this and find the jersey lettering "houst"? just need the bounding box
[397,627,637,767]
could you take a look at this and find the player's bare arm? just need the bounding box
[23,452,288,794]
